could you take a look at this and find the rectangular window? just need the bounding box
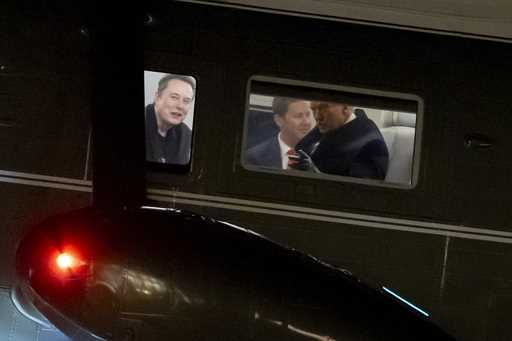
[144,70,196,172]
[242,76,422,188]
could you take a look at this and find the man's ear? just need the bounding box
[344,106,352,118]
[273,114,283,128]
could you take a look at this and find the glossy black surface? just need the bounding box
[14,206,456,340]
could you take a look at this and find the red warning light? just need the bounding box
[56,253,75,269]
[46,245,91,280]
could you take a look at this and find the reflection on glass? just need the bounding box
[244,93,418,185]
[144,71,196,165]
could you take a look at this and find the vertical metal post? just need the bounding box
[89,2,146,210]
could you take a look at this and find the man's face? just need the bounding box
[154,79,194,127]
[275,100,314,147]
[314,103,351,133]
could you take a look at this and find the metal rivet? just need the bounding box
[80,26,89,38]
[144,13,155,26]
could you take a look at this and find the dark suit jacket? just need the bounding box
[244,136,281,169]
[296,116,389,179]
[145,104,192,164]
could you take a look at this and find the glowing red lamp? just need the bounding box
[56,253,75,269]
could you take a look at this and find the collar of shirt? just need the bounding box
[346,112,357,124]
[277,133,294,169]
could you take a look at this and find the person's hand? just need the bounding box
[288,149,319,172]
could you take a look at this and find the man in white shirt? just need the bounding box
[245,97,315,169]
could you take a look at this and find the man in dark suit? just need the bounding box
[245,97,315,169]
[145,74,195,165]
[291,101,389,180]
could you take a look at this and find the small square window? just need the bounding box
[144,70,196,172]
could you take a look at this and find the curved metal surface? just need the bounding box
[14,206,456,340]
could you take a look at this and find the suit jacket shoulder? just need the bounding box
[245,136,281,169]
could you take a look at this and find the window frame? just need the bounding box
[241,75,424,189]
[144,69,199,174]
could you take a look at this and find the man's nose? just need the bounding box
[176,100,187,111]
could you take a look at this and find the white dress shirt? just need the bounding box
[277,133,294,169]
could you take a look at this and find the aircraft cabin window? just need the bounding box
[242,76,423,188]
[144,70,196,172]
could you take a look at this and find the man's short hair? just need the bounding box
[157,74,196,97]
[311,101,351,113]
[310,101,330,114]
[272,97,302,116]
